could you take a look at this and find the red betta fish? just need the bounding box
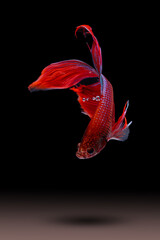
[28,25,132,159]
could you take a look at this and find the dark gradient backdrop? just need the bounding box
[1,7,158,240]
[2,21,156,194]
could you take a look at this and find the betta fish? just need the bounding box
[28,25,132,159]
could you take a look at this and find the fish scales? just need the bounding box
[84,76,114,140]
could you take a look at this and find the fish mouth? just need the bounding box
[76,151,96,160]
[76,151,86,160]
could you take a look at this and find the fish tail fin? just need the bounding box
[75,25,102,75]
[108,101,132,142]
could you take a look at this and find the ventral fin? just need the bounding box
[71,82,101,118]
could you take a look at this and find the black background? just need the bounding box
[1,5,157,194]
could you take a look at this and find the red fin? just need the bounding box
[108,101,132,142]
[75,25,102,76]
[71,83,101,118]
[28,60,99,92]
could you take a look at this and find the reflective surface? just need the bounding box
[0,193,160,240]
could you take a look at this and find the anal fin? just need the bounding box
[108,101,132,142]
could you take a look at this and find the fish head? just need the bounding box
[76,137,107,159]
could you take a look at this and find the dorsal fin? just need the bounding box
[28,60,99,92]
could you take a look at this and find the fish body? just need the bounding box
[76,75,114,159]
[28,25,132,159]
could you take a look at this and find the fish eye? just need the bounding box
[87,148,94,155]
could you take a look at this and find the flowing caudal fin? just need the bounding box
[28,60,99,92]
[108,101,132,142]
[75,25,102,76]
[71,82,101,118]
